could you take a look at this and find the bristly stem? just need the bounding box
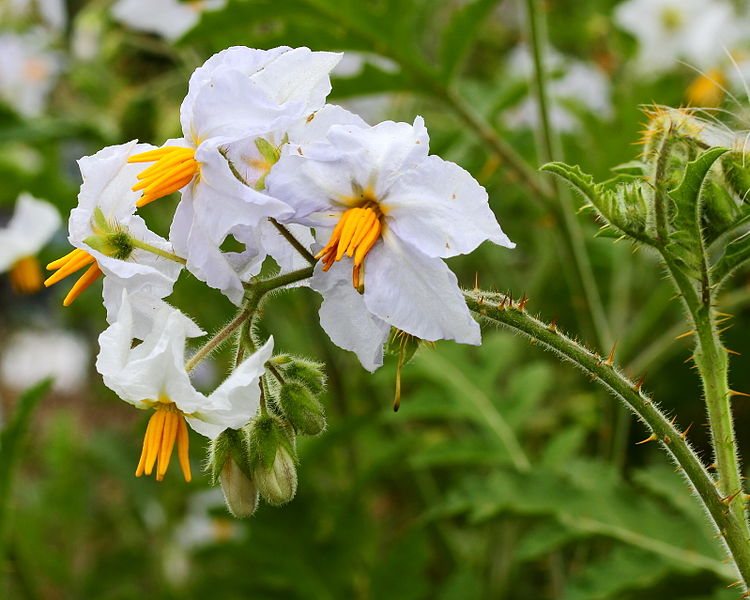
[464,290,750,589]
[185,266,314,372]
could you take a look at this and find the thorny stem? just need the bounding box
[464,290,750,589]
[129,238,186,264]
[184,266,314,372]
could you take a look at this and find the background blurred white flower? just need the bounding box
[1,0,67,32]
[0,329,90,394]
[111,0,227,41]
[614,0,740,76]
[0,29,62,117]
[504,45,612,133]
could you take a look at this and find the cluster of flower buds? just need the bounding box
[44,45,513,513]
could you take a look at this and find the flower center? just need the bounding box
[660,7,683,31]
[686,70,725,108]
[9,255,43,294]
[44,248,103,306]
[128,146,199,207]
[315,202,383,290]
[135,401,192,482]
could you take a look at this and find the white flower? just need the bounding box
[45,141,185,339]
[128,46,342,303]
[0,30,62,117]
[97,291,274,481]
[112,0,226,41]
[0,328,89,394]
[614,0,739,76]
[266,117,514,371]
[0,193,60,294]
[504,45,612,133]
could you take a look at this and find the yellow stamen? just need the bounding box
[315,204,382,288]
[9,255,43,294]
[135,402,191,482]
[128,146,199,207]
[44,247,103,306]
[686,70,726,108]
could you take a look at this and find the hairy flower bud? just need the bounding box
[246,414,298,506]
[219,457,259,518]
[279,380,326,436]
[275,356,326,395]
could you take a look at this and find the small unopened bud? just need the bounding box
[279,380,326,436]
[278,357,326,395]
[247,415,298,506]
[219,458,259,518]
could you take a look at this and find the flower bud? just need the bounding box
[277,357,326,395]
[84,208,135,260]
[279,380,326,436]
[246,414,298,506]
[219,458,259,518]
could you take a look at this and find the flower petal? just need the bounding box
[363,231,481,345]
[383,155,514,258]
[311,260,390,372]
[0,193,60,271]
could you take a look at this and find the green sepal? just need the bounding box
[207,428,252,484]
[254,137,281,166]
[277,357,327,396]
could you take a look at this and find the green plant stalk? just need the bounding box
[268,218,316,265]
[184,266,314,372]
[0,380,51,592]
[129,238,187,264]
[524,0,611,352]
[463,290,750,588]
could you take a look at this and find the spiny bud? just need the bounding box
[246,414,298,506]
[273,356,326,395]
[219,457,259,518]
[279,380,326,436]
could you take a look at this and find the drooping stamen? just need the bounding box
[135,402,192,482]
[315,204,382,289]
[44,248,103,306]
[9,255,43,294]
[128,146,199,207]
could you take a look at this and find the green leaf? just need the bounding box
[0,379,52,552]
[711,230,750,284]
[666,147,729,278]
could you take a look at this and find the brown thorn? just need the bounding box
[723,489,743,505]
[669,414,677,425]
[663,435,671,444]
[680,423,693,439]
[633,374,646,391]
[548,317,558,332]
[707,463,717,470]
[717,325,733,334]
[683,354,695,364]
[474,273,479,291]
[726,348,741,356]
[727,580,742,588]
[730,390,750,398]
[716,311,733,318]
[499,297,507,309]
[636,433,658,445]
[675,330,695,340]
[518,294,529,311]
[605,342,617,366]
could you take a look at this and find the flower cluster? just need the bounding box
[49,45,513,514]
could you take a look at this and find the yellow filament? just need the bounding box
[9,255,43,294]
[135,403,191,482]
[128,146,198,207]
[686,70,726,108]
[44,247,102,306]
[315,205,382,288]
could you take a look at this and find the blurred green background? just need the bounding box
[3,0,750,598]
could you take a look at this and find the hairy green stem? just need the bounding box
[185,266,314,372]
[130,238,186,264]
[268,218,316,265]
[464,290,750,588]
